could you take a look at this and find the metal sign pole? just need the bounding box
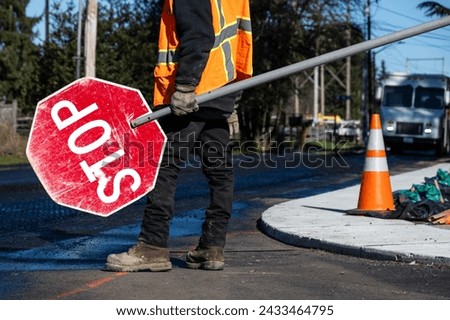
[131,16,450,128]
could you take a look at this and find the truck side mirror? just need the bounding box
[445,91,450,106]
[375,87,382,101]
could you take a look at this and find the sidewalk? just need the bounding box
[260,164,450,266]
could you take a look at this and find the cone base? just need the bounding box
[346,208,396,219]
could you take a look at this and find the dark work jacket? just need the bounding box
[173,0,239,118]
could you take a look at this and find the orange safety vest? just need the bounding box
[153,0,253,107]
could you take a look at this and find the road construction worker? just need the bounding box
[105,0,252,271]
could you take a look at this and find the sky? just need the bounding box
[370,0,450,75]
[26,0,450,76]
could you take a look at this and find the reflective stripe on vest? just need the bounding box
[156,17,252,77]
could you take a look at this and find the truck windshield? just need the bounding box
[383,85,413,107]
[414,86,444,109]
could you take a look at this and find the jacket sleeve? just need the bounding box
[173,0,215,88]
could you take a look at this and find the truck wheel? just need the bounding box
[445,140,450,156]
[388,144,401,154]
[435,139,449,157]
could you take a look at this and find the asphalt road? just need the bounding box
[1,150,449,299]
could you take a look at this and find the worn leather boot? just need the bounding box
[105,242,172,272]
[186,245,224,270]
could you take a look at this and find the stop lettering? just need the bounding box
[26,77,167,216]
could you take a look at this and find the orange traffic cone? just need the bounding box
[347,114,395,217]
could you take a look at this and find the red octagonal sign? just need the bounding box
[26,77,167,217]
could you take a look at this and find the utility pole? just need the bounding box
[85,0,98,77]
[367,0,373,116]
[291,0,300,118]
[320,65,325,115]
[294,76,300,117]
[361,0,371,143]
[314,66,319,121]
[345,0,352,120]
[75,0,83,79]
[45,0,49,43]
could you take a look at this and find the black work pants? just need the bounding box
[138,113,234,248]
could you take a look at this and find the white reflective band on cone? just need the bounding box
[367,129,386,151]
[363,157,389,172]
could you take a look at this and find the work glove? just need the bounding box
[228,110,239,137]
[170,84,199,116]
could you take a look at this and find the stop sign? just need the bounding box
[26,77,167,217]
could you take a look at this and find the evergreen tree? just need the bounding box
[35,0,163,105]
[96,0,163,103]
[0,0,40,114]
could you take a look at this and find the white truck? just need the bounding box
[377,73,450,155]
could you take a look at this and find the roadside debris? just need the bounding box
[392,169,450,225]
[428,210,450,225]
[348,168,450,225]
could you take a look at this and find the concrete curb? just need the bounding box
[260,164,450,266]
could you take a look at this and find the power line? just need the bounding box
[378,5,424,24]
[374,23,450,41]
[371,3,450,75]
